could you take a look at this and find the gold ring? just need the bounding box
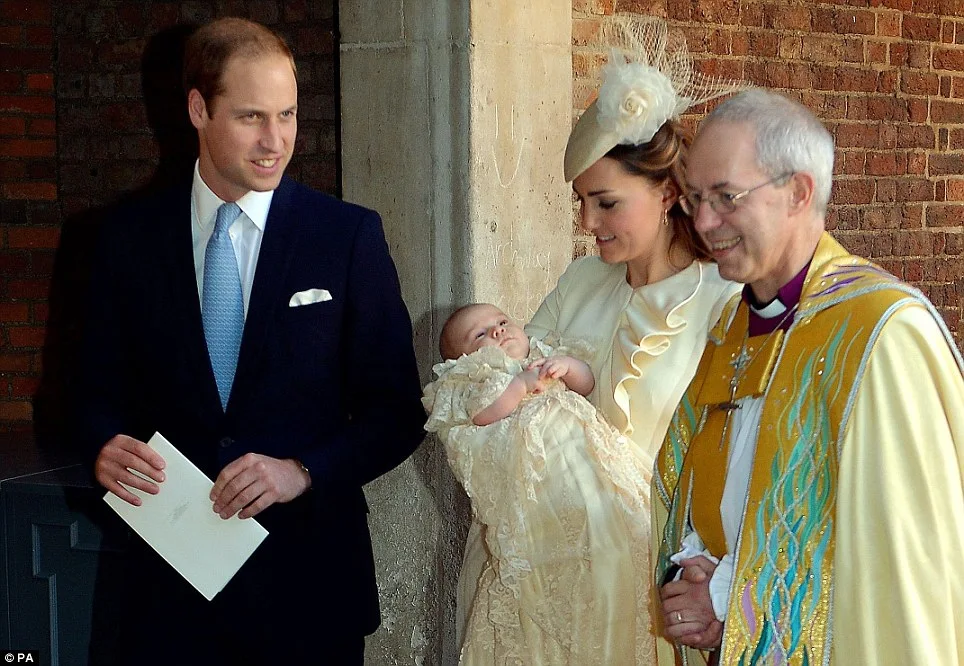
[676,611,683,624]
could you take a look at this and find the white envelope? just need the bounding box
[288,288,332,307]
[103,432,268,600]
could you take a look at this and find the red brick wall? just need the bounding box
[0,0,55,427]
[573,1,964,344]
[0,0,338,432]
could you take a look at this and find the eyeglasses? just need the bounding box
[680,172,794,216]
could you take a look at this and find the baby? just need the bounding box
[423,304,654,665]
[438,303,595,424]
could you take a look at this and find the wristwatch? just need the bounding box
[295,459,312,489]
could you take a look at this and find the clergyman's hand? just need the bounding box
[660,555,722,649]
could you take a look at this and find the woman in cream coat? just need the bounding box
[524,126,738,665]
[454,15,743,665]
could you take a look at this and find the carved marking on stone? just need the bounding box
[492,103,526,188]
[480,237,553,321]
[482,239,551,273]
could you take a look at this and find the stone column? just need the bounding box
[339,1,572,663]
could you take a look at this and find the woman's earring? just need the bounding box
[661,208,669,226]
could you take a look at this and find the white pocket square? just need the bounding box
[288,288,332,307]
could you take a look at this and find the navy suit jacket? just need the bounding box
[78,175,425,637]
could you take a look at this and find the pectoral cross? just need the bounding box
[717,345,752,450]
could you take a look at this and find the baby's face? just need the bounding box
[451,305,530,359]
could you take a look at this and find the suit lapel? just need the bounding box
[229,177,300,412]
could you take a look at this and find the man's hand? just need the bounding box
[94,434,167,506]
[660,555,723,649]
[210,453,310,519]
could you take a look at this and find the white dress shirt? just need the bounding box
[190,161,274,317]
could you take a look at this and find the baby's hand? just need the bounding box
[531,356,571,381]
[519,368,546,394]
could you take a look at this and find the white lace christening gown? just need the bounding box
[422,339,655,665]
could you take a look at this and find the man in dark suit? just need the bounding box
[77,17,425,665]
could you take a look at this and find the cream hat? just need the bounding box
[564,15,744,182]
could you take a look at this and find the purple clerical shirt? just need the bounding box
[745,260,811,337]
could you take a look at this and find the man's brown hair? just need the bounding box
[183,17,296,114]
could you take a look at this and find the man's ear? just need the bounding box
[788,171,815,214]
[187,89,208,130]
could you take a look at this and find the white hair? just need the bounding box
[703,89,835,214]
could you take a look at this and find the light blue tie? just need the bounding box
[202,202,244,411]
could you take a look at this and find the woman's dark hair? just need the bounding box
[605,120,711,262]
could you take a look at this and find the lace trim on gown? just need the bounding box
[422,345,524,431]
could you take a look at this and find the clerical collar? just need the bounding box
[744,260,811,336]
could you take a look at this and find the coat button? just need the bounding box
[219,436,234,448]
